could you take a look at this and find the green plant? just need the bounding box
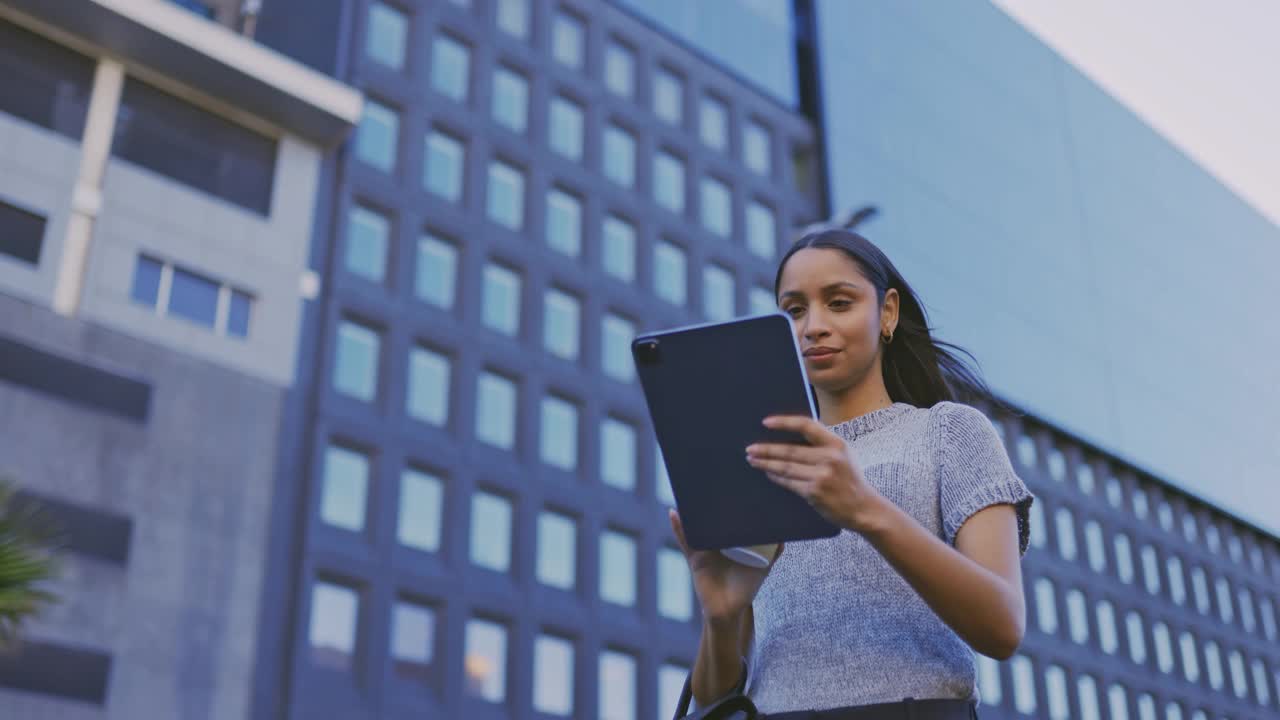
[0,478,59,649]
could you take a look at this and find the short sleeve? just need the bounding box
[933,401,1034,556]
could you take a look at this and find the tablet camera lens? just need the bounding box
[635,339,661,365]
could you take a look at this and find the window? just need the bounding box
[113,77,276,213]
[1205,523,1221,554]
[1157,501,1174,532]
[1215,577,1234,625]
[543,288,580,360]
[431,35,470,102]
[1126,611,1146,664]
[1204,640,1223,690]
[1066,588,1089,644]
[487,161,525,230]
[464,618,507,701]
[1084,520,1106,572]
[699,95,728,151]
[700,177,732,238]
[1055,507,1077,561]
[654,151,686,213]
[602,215,636,282]
[491,65,528,133]
[1108,684,1130,720]
[540,395,579,471]
[600,529,637,606]
[1077,675,1101,720]
[746,202,777,259]
[602,313,635,382]
[1096,599,1117,654]
[1182,512,1198,543]
[495,0,528,39]
[1046,665,1069,720]
[1263,597,1277,640]
[653,240,687,306]
[0,199,46,265]
[1137,694,1156,720]
[1048,448,1067,482]
[1077,462,1096,495]
[552,11,584,68]
[320,444,369,532]
[345,205,389,283]
[604,42,634,98]
[398,468,444,552]
[549,96,584,161]
[416,233,457,309]
[749,286,775,316]
[1132,487,1149,519]
[470,491,512,572]
[131,256,255,339]
[1179,631,1199,682]
[546,188,582,257]
[599,650,637,720]
[1034,578,1058,634]
[533,634,574,715]
[744,120,771,176]
[309,580,359,671]
[656,445,675,505]
[1016,435,1036,470]
[1028,500,1047,549]
[407,346,449,426]
[1228,649,1247,699]
[1115,532,1134,584]
[334,321,380,401]
[702,264,735,321]
[365,2,407,70]
[1191,566,1211,614]
[390,600,435,682]
[603,125,636,188]
[653,68,683,125]
[976,653,1001,706]
[1251,658,1271,706]
[1010,655,1036,715]
[355,100,399,172]
[536,510,576,590]
[1136,545,1160,596]
[1238,588,1255,632]
[659,664,689,720]
[1105,476,1124,508]
[658,546,693,620]
[475,371,517,449]
[601,417,637,490]
[0,19,95,140]
[423,130,464,202]
[481,262,521,336]
[1153,622,1173,672]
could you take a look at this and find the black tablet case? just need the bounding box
[633,313,841,550]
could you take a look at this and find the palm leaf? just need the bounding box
[0,476,61,650]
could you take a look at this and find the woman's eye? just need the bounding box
[785,306,804,317]
[829,299,852,309]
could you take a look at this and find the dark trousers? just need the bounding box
[763,698,978,720]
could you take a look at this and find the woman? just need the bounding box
[670,229,1033,719]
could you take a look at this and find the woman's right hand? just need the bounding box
[668,509,783,626]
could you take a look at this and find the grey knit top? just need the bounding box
[743,400,1033,713]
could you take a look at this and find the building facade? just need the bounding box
[248,0,820,718]
[0,0,359,717]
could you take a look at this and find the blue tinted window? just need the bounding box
[168,267,219,327]
[366,2,408,70]
[227,290,251,338]
[131,255,162,307]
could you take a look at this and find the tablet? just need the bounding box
[632,313,841,551]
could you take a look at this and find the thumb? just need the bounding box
[668,509,692,556]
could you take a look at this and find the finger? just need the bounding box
[668,509,691,556]
[749,456,823,483]
[764,471,812,499]
[746,442,830,464]
[762,415,838,447]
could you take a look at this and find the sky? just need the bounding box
[991,0,1280,228]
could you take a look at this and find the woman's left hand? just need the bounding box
[746,415,886,532]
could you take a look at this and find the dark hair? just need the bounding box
[774,228,997,410]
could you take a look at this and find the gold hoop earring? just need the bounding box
[881,330,894,345]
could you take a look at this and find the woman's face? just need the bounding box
[776,247,897,393]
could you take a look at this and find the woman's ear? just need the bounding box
[881,287,900,336]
